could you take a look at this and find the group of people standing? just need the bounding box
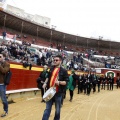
[77,73,115,96]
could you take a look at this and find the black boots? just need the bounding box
[69,97,73,102]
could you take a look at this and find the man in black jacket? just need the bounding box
[42,55,69,120]
[92,73,97,93]
[109,74,114,90]
[78,74,83,94]
[86,73,92,95]
[101,75,106,90]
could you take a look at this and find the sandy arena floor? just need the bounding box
[0,88,120,120]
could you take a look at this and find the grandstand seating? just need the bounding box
[0,26,120,57]
[36,39,50,47]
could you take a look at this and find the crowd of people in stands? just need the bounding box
[1,30,120,72]
[0,38,99,73]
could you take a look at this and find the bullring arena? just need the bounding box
[0,1,120,120]
[0,88,120,120]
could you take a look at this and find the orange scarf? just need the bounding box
[50,68,60,92]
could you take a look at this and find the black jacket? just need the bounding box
[47,66,69,93]
[37,70,49,89]
[72,73,79,88]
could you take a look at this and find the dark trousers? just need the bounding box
[78,84,83,94]
[98,83,100,92]
[69,89,73,100]
[110,83,113,90]
[83,85,86,94]
[116,83,120,89]
[41,88,44,97]
[87,87,91,95]
[93,83,96,92]
[101,83,106,90]
[107,83,109,90]
[61,91,66,105]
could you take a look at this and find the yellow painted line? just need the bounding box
[10,64,43,71]
[10,64,101,75]
[31,67,43,71]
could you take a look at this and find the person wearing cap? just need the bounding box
[37,65,49,102]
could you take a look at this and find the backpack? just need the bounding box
[4,70,12,85]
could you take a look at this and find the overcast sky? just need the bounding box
[6,0,120,42]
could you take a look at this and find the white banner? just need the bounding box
[111,65,120,69]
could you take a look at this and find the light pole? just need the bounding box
[20,21,24,41]
[63,34,65,47]
[50,29,52,44]
[109,40,111,53]
[50,25,56,44]
[76,35,78,48]
[98,36,103,51]
[36,26,39,41]
[87,39,88,48]
[3,14,7,30]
